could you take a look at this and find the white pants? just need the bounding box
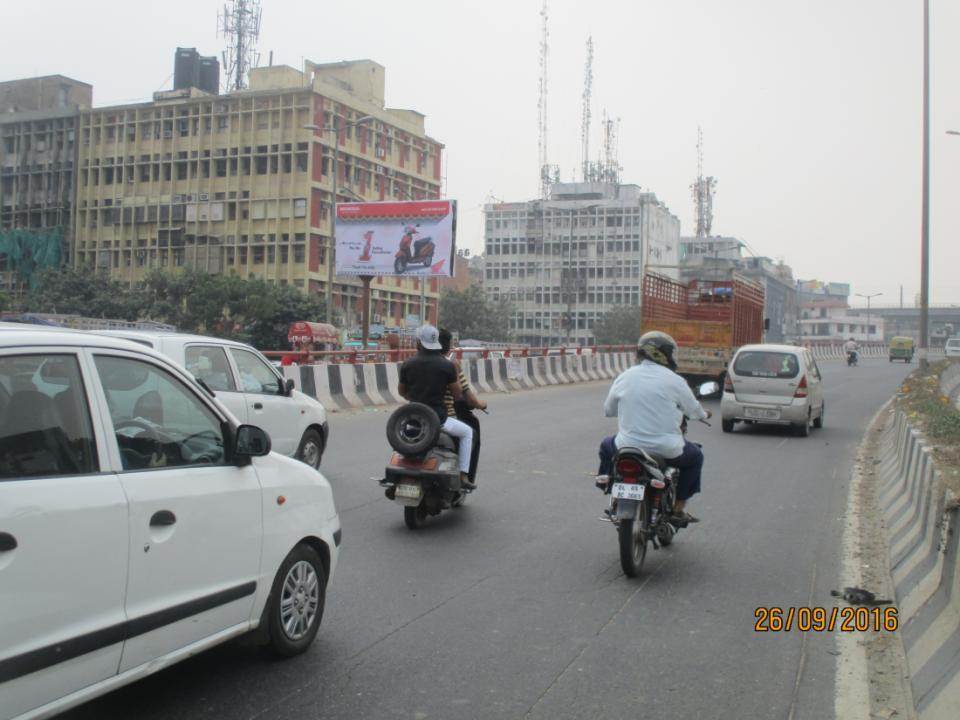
[442,417,473,475]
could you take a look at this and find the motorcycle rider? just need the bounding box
[438,328,487,485]
[398,324,474,489]
[596,331,711,524]
[844,337,859,364]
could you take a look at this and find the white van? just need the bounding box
[0,324,340,720]
[720,344,825,436]
[95,331,328,468]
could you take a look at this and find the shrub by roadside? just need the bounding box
[898,359,960,494]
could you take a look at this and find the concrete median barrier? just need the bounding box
[874,405,960,719]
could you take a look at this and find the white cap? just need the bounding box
[417,324,442,350]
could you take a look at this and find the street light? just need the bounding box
[856,292,883,342]
[303,115,374,325]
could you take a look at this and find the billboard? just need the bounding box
[335,200,457,278]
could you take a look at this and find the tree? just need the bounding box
[24,267,140,320]
[592,305,642,346]
[439,285,513,342]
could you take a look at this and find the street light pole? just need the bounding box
[856,292,883,341]
[920,0,931,366]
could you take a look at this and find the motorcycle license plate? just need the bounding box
[395,483,422,500]
[745,407,780,420]
[611,483,645,501]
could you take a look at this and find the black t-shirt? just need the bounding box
[399,351,457,422]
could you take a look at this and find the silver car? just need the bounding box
[721,344,825,437]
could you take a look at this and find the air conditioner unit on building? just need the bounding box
[199,193,209,201]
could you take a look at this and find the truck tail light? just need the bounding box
[794,375,808,398]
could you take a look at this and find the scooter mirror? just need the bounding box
[697,381,720,398]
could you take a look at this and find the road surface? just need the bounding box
[63,357,913,720]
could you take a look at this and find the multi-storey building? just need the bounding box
[483,182,680,346]
[73,59,443,328]
[0,75,92,296]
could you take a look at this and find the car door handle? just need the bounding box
[0,532,18,552]
[149,510,176,527]
[253,402,263,410]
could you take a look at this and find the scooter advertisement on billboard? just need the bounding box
[335,200,457,277]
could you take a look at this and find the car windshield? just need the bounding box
[947,339,960,347]
[733,351,800,379]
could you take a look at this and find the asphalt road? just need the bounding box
[63,357,914,720]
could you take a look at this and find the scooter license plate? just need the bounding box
[395,483,422,500]
[611,483,645,501]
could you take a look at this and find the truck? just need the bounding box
[640,271,765,385]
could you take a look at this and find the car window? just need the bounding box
[947,339,960,348]
[185,345,237,392]
[0,354,99,480]
[230,348,281,394]
[94,355,226,471]
[733,351,800,379]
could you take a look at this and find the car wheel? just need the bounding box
[813,403,824,429]
[796,411,811,437]
[296,428,324,469]
[266,544,326,657]
[722,419,735,433]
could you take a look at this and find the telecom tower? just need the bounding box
[599,111,621,185]
[219,0,263,92]
[581,37,593,183]
[690,126,716,237]
[537,1,558,198]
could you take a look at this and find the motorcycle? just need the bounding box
[394,225,435,274]
[601,381,715,577]
[379,402,470,529]
[847,350,858,366]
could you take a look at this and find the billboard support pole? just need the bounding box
[360,274,373,353]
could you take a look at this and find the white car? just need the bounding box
[721,344,825,436]
[0,325,341,720]
[945,337,960,358]
[94,331,329,468]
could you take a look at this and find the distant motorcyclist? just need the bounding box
[596,331,711,524]
[844,337,859,365]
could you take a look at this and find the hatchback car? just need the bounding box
[945,337,960,358]
[95,331,329,468]
[721,344,825,436]
[0,325,340,720]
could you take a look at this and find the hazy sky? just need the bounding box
[5,0,958,307]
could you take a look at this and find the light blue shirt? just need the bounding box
[603,360,707,459]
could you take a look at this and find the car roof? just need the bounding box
[93,329,253,350]
[736,344,807,354]
[0,322,188,361]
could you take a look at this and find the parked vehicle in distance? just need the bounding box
[944,337,960,358]
[721,344,825,436]
[889,336,915,362]
[0,324,340,720]
[641,271,766,387]
[93,331,329,468]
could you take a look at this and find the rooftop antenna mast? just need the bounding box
[580,36,593,182]
[537,0,552,199]
[690,126,717,237]
[600,110,621,184]
[219,0,263,92]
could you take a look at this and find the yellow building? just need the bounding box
[73,60,443,328]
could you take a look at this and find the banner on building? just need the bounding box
[334,200,457,278]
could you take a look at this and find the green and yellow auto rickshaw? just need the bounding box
[889,336,914,363]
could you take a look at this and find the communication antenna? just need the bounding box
[580,36,593,182]
[600,110,621,184]
[537,0,553,199]
[690,126,717,237]
[219,0,263,92]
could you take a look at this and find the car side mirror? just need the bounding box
[235,425,271,458]
[282,378,295,396]
[697,381,720,398]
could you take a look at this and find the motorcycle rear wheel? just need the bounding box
[618,501,649,577]
[394,256,407,274]
[404,505,428,530]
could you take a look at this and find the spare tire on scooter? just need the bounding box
[386,402,441,455]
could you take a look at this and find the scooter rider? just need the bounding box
[438,328,486,485]
[844,337,859,362]
[596,331,711,524]
[398,324,475,489]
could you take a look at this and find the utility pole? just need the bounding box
[920,0,931,366]
[856,292,883,341]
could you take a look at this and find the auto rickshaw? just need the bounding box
[889,336,914,363]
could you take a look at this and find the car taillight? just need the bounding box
[723,374,734,393]
[616,458,642,483]
[794,375,808,398]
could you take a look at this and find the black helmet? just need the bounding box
[637,331,679,371]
